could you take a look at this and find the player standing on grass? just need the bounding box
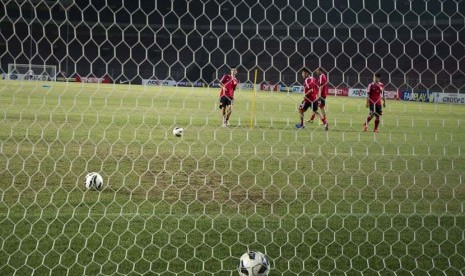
[295,68,327,129]
[218,66,238,127]
[26,69,34,80]
[308,67,329,131]
[363,72,385,133]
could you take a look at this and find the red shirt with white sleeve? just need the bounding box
[219,74,238,98]
[303,76,318,102]
[367,81,384,106]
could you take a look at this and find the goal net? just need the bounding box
[7,63,57,81]
[0,1,464,275]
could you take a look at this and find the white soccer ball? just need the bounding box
[84,172,104,190]
[238,251,270,276]
[173,127,183,137]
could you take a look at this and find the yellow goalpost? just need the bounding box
[249,68,258,129]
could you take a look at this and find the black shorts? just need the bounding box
[219,96,234,108]
[369,104,383,116]
[318,97,326,107]
[299,101,318,113]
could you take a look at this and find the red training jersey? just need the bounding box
[367,81,384,106]
[303,76,318,102]
[318,73,328,98]
[219,74,238,98]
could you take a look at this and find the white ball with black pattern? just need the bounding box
[238,251,270,276]
[172,127,183,137]
[84,172,103,190]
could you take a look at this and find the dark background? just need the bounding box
[1,0,464,90]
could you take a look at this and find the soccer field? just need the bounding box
[1,81,464,275]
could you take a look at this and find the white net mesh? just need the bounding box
[1,1,465,275]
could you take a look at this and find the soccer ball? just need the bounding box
[84,172,104,190]
[238,251,270,276]
[173,127,183,137]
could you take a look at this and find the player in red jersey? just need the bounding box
[218,66,238,127]
[308,67,329,131]
[363,72,385,133]
[296,68,327,129]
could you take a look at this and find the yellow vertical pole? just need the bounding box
[249,69,258,129]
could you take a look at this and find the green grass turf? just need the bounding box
[0,80,464,275]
